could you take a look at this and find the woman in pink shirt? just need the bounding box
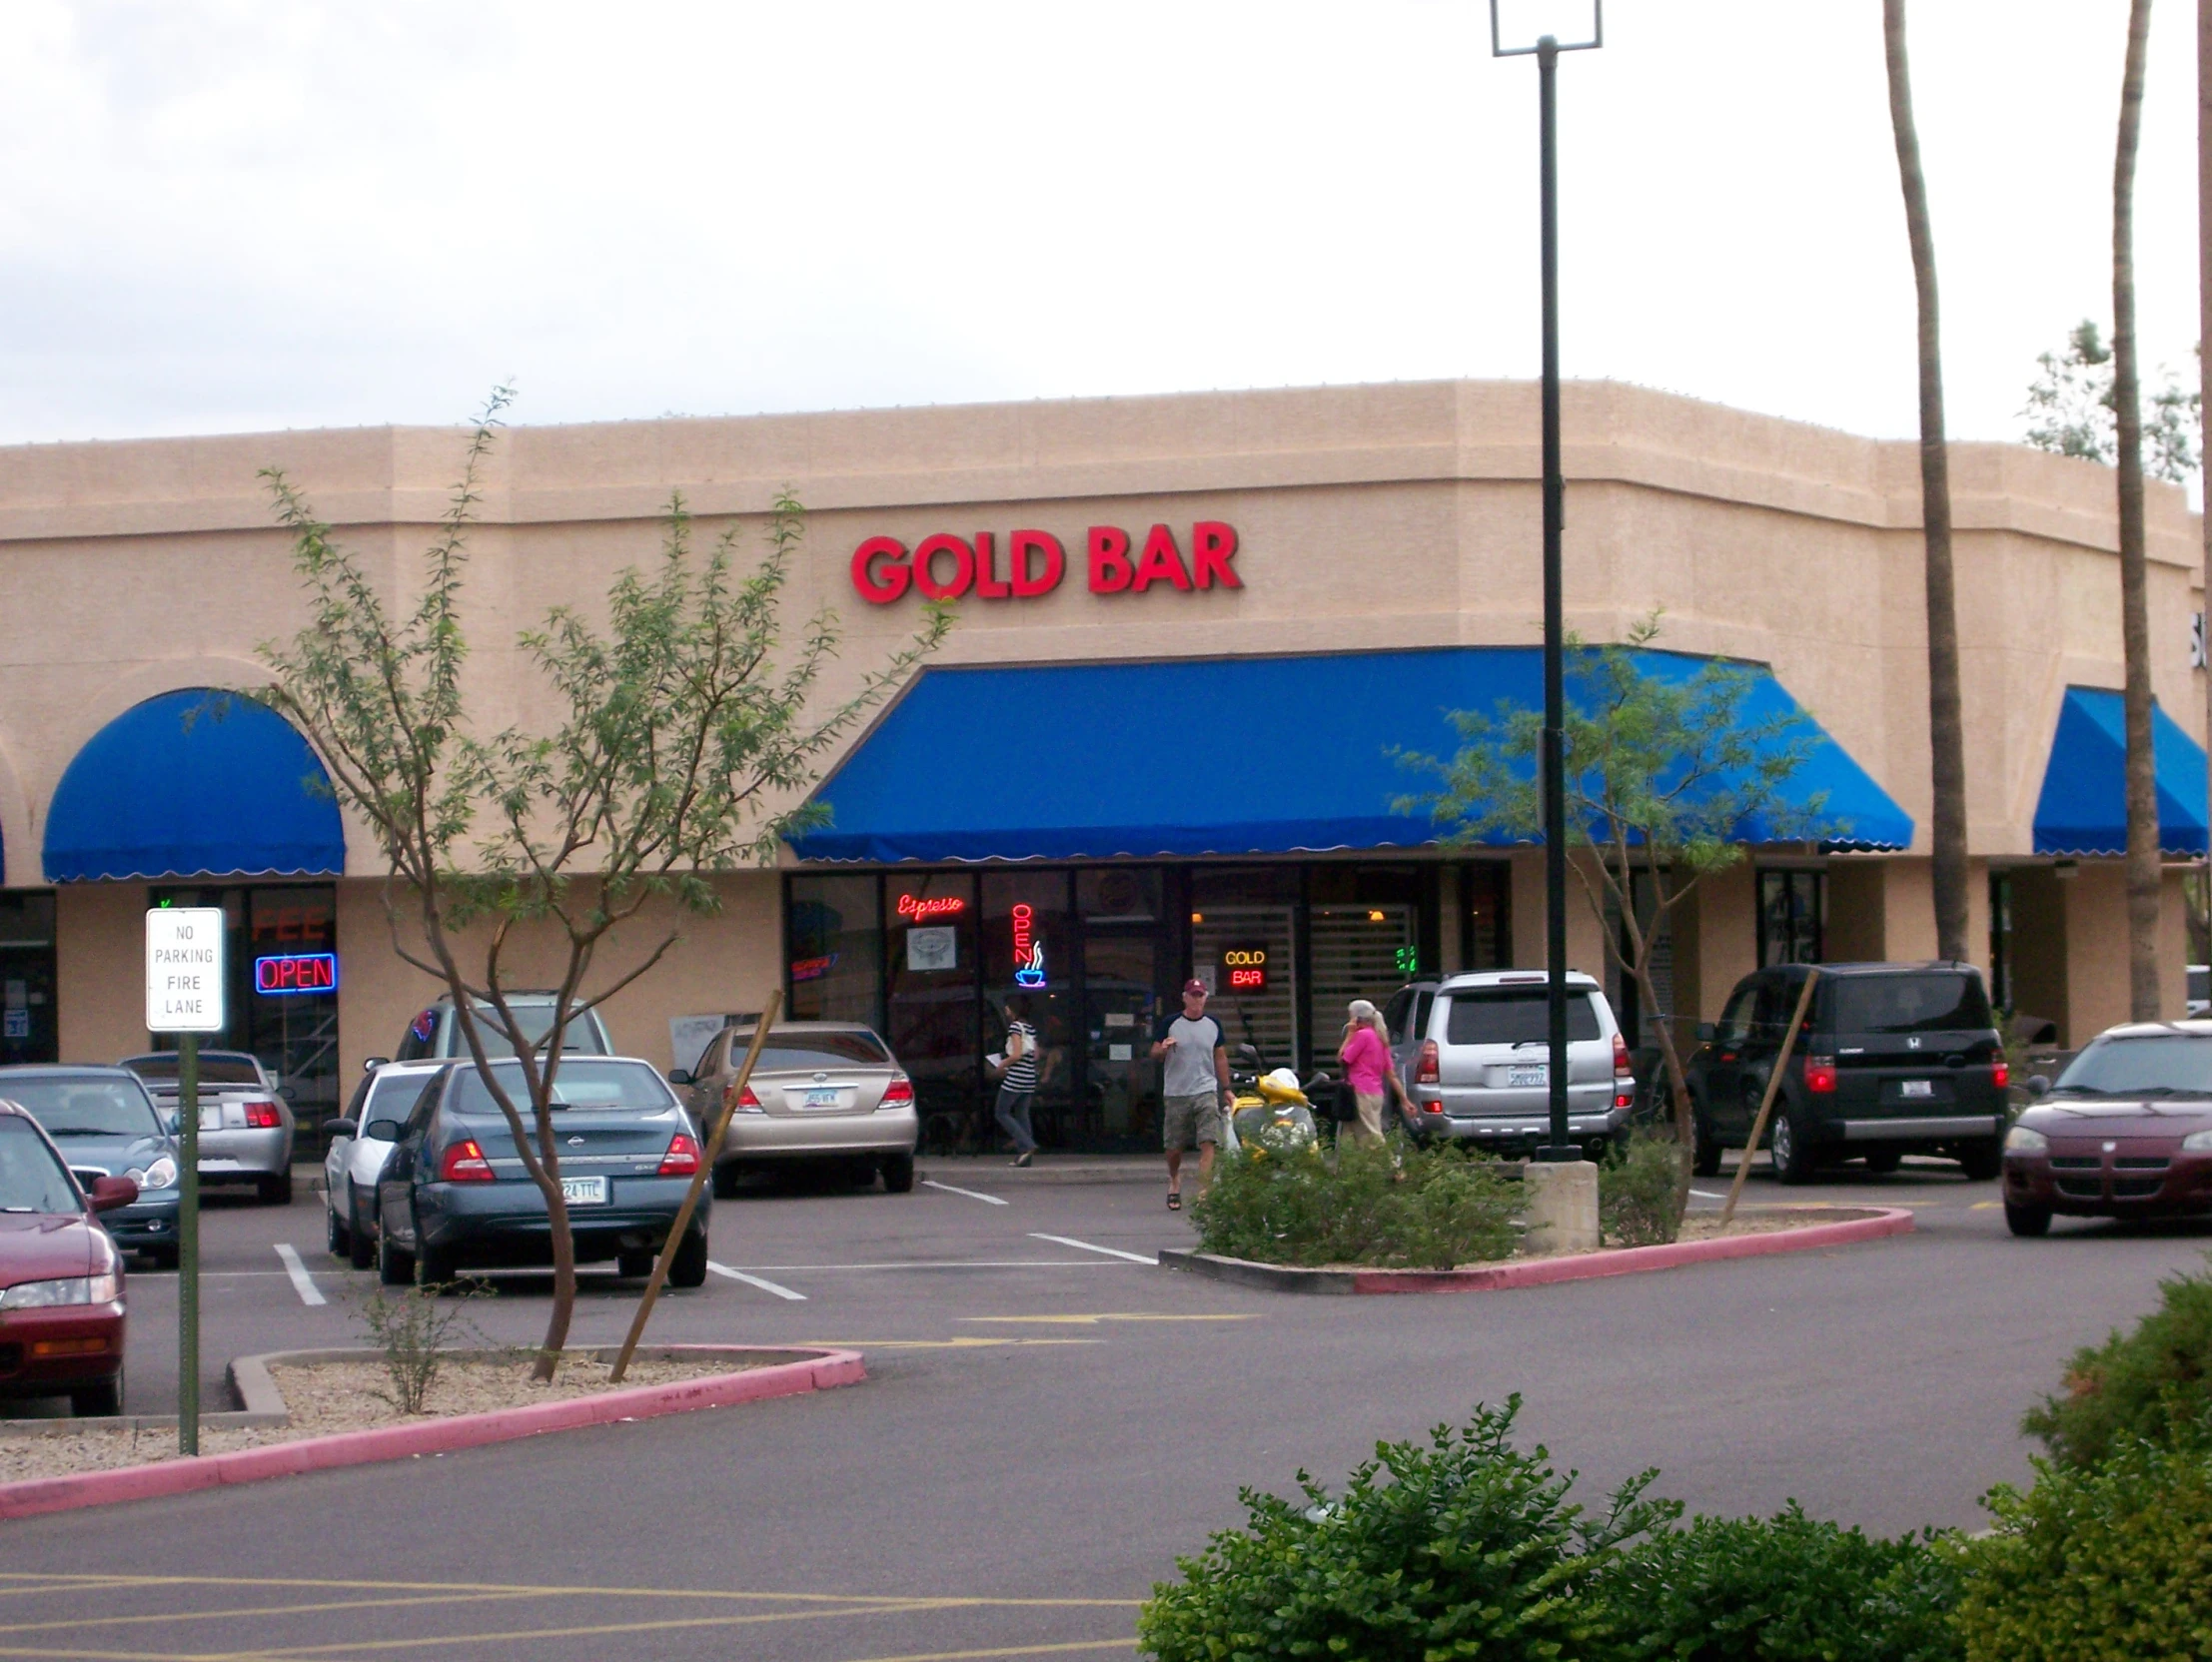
[1338,999,1393,1147]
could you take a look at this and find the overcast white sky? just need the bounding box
[0,1,2202,451]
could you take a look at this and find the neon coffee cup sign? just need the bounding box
[851,522,1241,604]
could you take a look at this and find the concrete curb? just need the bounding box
[0,1344,863,1521]
[1159,1207,1915,1295]
[919,1160,1159,1187]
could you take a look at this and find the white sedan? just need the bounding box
[323,1061,448,1269]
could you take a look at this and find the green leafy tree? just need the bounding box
[1402,614,1825,1218]
[2022,321,2200,485]
[253,392,949,1377]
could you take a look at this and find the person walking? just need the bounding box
[993,997,1041,1169]
[1338,999,1393,1148]
[1151,978,1230,1211]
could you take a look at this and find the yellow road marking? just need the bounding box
[0,1574,1134,1609]
[958,1313,1260,1325]
[1969,1201,2000,1211]
[0,1589,547,1636]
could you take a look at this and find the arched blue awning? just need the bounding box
[2033,685,2209,858]
[43,690,345,882]
[792,646,1912,863]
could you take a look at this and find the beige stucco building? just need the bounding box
[0,379,2200,1148]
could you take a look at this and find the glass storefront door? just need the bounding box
[982,871,1074,1140]
[0,894,57,1066]
[884,871,979,1151]
[1083,931,1159,1146]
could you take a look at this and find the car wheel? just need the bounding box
[1862,1149,1903,1176]
[1956,1140,2003,1183]
[258,1171,294,1207]
[70,1369,123,1417]
[1690,1109,1722,1179]
[379,1223,414,1286]
[2005,1200,2053,1237]
[1768,1111,1816,1186]
[880,1152,916,1194]
[347,1186,377,1271]
[617,1249,655,1279]
[326,1202,350,1256]
[667,1229,708,1288]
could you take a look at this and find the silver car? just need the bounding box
[322,1060,449,1269]
[119,1050,298,1204]
[671,1022,918,1195]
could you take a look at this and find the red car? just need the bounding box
[2002,1020,2212,1237]
[0,1101,135,1414]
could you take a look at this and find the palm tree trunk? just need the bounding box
[1882,0,1971,964]
[2116,0,2162,1020]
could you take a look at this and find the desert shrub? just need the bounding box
[1193,1137,1519,1269]
[1137,1397,1674,1662]
[1601,1128,1686,1247]
[1597,1505,1962,1662]
[355,1283,489,1414]
[2020,1258,2212,1467]
[1951,1431,2212,1662]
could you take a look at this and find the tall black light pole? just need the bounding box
[1493,1,1601,1163]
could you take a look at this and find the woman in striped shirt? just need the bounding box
[994,997,1041,1168]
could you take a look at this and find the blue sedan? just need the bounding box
[0,1066,182,1267]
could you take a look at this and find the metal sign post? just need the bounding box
[146,907,225,1457]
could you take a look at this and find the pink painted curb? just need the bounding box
[1352,1208,1915,1293]
[0,1345,863,1522]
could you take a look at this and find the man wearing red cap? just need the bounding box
[1151,979,1231,1211]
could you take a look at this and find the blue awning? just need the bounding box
[44,689,346,882]
[792,646,1913,864]
[2033,685,2209,858]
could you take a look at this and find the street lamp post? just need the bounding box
[1492,0,1601,1164]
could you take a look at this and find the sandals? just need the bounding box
[1166,1191,1182,1211]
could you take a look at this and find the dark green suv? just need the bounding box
[1685,962,2007,1184]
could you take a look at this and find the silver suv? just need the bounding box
[384,993,613,1064]
[1386,970,1635,1157]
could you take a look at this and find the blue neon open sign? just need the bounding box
[255,952,338,996]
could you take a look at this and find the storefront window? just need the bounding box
[1988,870,2013,1012]
[0,893,57,1066]
[884,871,978,1147]
[1079,870,1167,1147]
[787,875,882,1026]
[1459,863,1512,972]
[1758,869,1824,967]
[982,871,1073,1133]
[1308,865,1424,1061]
[1191,867,1300,1073]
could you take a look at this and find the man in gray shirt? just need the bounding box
[1151,978,1231,1211]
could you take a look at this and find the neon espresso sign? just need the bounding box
[850,522,1242,605]
[896,892,966,921]
[1011,904,1045,987]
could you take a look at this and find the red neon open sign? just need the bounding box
[255,952,338,996]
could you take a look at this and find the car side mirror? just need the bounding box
[668,1068,694,1087]
[2027,1075,2051,1100]
[1695,1023,1715,1043]
[326,1118,359,1139]
[363,1057,391,1074]
[366,1121,402,1143]
[88,1175,139,1214]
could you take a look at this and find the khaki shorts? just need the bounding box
[1162,1091,1225,1152]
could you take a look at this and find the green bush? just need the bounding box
[1952,1432,2212,1662]
[1598,1506,1962,1662]
[1137,1397,1675,1662]
[1601,1129,1687,1248]
[1192,1137,1519,1269]
[2020,1258,2212,1467]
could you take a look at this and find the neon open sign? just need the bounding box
[255,952,338,996]
[1011,903,1045,987]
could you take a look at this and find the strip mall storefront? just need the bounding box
[0,378,2203,1151]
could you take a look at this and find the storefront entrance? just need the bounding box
[0,893,57,1066]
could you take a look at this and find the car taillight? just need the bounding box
[657,1133,700,1177]
[1613,1033,1632,1078]
[243,1101,283,1129]
[1416,1040,1440,1086]
[1804,1056,1837,1094]
[438,1139,495,1182]
[1992,1059,2010,1090]
[881,1076,914,1106]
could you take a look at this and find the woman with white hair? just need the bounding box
[1337,998,1393,1147]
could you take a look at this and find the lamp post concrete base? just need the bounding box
[1524,1160,1601,1255]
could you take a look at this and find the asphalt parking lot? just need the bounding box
[5,1154,2211,1661]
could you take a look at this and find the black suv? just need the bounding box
[1685,962,2006,1184]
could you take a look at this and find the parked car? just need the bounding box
[671,1022,918,1195]
[0,1066,182,1267]
[2189,965,2210,1019]
[372,1055,709,1286]
[1384,971,1637,1158]
[322,1061,449,1269]
[1683,961,2007,1184]
[117,1050,297,1205]
[383,993,613,1065]
[2001,1019,2212,1237]
[0,1102,134,1415]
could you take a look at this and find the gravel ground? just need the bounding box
[1675,1205,1885,1242]
[0,1355,755,1484]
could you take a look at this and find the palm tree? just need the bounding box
[2114,0,2160,1019]
[1882,0,1970,964]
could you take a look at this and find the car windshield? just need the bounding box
[2193,968,2211,1003]
[1829,974,1992,1035]
[0,1078,161,1137]
[1444,990,1601,1047]
[446,1059,673,1116]
[123,1054,265,1087]
[748,1034,890,1070]
[2054,1036,2212,1097]
[0,1118,80,1214]
[364,1072,437,1130]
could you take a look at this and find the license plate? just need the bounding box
[1509,1066,1548,1089]
[1900,1079,1934,1099]
[801,1089,842,1109]
[561,1176,607,1206]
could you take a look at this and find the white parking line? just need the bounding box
[921,1179,1009,1207]
[1028,1233,1159,1265]
[706,1261,807,1300]
[273,1244,326,1306]
[731,1259,1118,1271]
[1688,1189,1728,1201]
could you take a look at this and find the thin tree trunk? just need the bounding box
[1883,0,1971,964]
[2116,0,2163,1020]
[2199,0,2211,955]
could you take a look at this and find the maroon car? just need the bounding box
[2002,1021,2212,1238]
[0,1101,135,1414]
